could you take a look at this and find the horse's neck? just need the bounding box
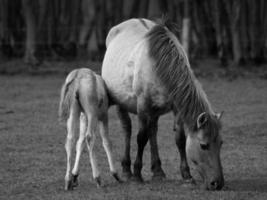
[194,78,214,114]
[174,73,215,129]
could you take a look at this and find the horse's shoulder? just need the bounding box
[106,18,155,47]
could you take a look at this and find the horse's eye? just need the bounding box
[200,143,210,150]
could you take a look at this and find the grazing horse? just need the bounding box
[59,68,121,190]
[102,18,224,190]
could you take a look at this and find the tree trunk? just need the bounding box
[247,0,265,64]
[231,0,242,65]
[22,0,39,65]
[0,0,8,57]
[213,0,228,65]
[263,0,267,60]
[223,0,242,65]
[78,0,95,57]
[123,0,135,19]
[182,0,190,55]
[130,0,149,18]
[95,0,107,56]
[148,0,167,19]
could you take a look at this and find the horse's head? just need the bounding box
[186,112,224,190]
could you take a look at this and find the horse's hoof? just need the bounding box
[94,176,102,188]
[112,172,123,183]
[181,178,196,189]
[184,178,196,185]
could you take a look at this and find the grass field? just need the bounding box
[0,64,267,200]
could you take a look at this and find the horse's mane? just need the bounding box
[146,20,219,131]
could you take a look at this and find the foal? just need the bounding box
[59,68,121,190]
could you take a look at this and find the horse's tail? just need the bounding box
[58,70,79,122]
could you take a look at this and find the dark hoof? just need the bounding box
[71,174,79,188]
[122,171,132,181]
[65,174,79,190]
[131,175,144,183]
[112,172,123,183]
[94,176,102,188]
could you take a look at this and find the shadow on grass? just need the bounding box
[226,178,267,192]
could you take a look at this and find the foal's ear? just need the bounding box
[197,112,207,129]
[215,111,224,120]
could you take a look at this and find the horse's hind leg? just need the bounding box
[85,114,101,187]
[71,113,87,188]
[175,122,194,183]
[116,106,132,180]
[133,111,152,182]
[65,103,80,190]
[99,114,122,183]
[149,117,166,180]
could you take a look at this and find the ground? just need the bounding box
[0,60,267,200]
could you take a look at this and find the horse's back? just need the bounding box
[78,69,108,111]
[105,18,155,47]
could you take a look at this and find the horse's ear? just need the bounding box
[215,111,224,120]
[197,112,207,129]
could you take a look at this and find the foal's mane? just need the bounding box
[146,20,219,131]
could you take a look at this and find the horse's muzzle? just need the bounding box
[207,176,224,190]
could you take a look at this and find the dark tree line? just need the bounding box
[0,0,266,66]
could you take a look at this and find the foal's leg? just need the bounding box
[116,106,132,179]
[85,114,101,187]
[65,104,80,190]
[149,117,166,180]
[99,115,122,183]
[175,122,193,183]
[71,113,87,187]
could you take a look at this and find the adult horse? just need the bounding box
[102,18,224,190]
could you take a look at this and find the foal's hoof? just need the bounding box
[64,174,79,190]
[71,174,79,188]
[112,172,123,183]
[65,180,74,191]
[94,176,102,188]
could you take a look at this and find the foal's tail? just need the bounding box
[58,70,79,122]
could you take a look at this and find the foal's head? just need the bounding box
[186,112,224,190]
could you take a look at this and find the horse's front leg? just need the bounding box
[116,106,132,180]
[149,117,166,180]
[174,122,194,183]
